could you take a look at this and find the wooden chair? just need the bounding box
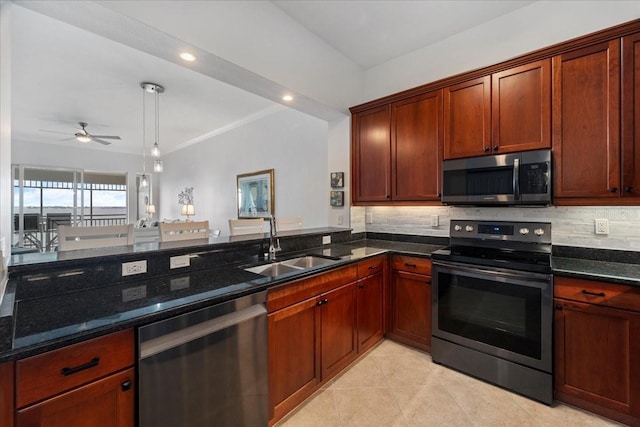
[275,216,303,231]
[58,224,134,251]
[228,218,264,236]
[159,220,209,242]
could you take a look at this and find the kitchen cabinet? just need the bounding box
[13,329,135,427]
[622,32,640,199]
[352,105,391,202]
[356,256,385,353]
[388,255,432,351]
[552,39,621,201]
[554,277,640,426]
[267,264,358,424]
[351,90,443,203]
[444,60,550,160]
[1,361,14,427]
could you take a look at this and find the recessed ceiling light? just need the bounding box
[282,95,294,102]
[179,52,196,62]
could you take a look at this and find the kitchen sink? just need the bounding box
[244,255,339,277]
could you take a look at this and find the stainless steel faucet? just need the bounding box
[268,215,281,261]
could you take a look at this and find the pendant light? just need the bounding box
[140,83,149,188]
[141,82,165,176]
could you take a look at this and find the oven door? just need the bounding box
[432,260,552,373]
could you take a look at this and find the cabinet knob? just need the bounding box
[610,187,618,193]
[483,147,489,152]
[121,380,132,392]
[625,186,634,193]
[555,304,563,311]
[426,280,432,285]
[385,195,390,199]
[493,146,499,151]
[358,284,365,289]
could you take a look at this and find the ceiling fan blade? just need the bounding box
[91,137,112,145]
[40,129,72,135]
[60,137,76,141]
[91,135,121,140]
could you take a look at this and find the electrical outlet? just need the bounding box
[122,260,147,276]
[122,285,147,302]
[595,218,609,235]
[170,255,190,269]
[170,276,190,291]
[337,214,343,225]
[431,215,439,227]
[322,235,331,245]
[365,213,373,224]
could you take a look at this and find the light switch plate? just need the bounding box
[365,213,373,224]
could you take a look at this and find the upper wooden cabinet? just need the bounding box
[352,90,443,204]
[622,32,640,198]
[552,40,621,200]
[444,60,551,160]
[352,105,391,202]
[391,90,443,201]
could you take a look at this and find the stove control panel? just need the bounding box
[450,220,551,244]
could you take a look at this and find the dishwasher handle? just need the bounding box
[140,303,267,359]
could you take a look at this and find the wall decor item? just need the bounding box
[330,190,344,207]
[237,169,275,218]
[330,172,344,188]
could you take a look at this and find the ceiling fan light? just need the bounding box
[151,142,160,157]
[76,135,91,143]
[153,159,163,173]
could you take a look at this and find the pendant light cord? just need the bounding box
[142,85,146,175]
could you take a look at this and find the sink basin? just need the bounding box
[244,255,339,278]
[281,255,337,269]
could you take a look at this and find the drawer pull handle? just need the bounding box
[404,263,417,268]
[582,290,606,297]
[61,357,100,376]
[368,265,378,270]
[121,380,132,392]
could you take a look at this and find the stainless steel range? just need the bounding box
[431,220,553,404]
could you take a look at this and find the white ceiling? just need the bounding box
[11,0,538,156]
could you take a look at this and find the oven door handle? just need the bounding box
[513,158,520,201]
[432,260,551,283]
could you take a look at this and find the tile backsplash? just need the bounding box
[352,205,640,251]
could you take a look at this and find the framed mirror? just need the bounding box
[237,169,274,218]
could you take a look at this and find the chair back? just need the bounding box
[159,221,209,242]
[228,218,264,236]
[275,216,303,231]
[58,224,134,251]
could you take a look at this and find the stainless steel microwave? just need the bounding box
[441,149,551,206]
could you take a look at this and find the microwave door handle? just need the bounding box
[513,158,520,200]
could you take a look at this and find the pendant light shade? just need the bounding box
[141,82,164,174]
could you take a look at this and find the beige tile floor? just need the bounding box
[276,340,623,427]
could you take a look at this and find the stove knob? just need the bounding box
[519,228,530,235]
[454,225,463,231]
[465,225,474,232]
[534,228,545,236]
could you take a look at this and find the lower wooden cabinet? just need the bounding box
[388,256,432,351]
[554,277,640,426]
[0,361,14,427]
[267,257,385,425]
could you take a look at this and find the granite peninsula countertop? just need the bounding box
[553,257,640,286]
[0,236,443,362]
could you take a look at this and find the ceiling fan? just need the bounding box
[41,122,121,145]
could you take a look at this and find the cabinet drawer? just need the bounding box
[16,329,134,408]
[391,255,431,275]
[357,256,384,279]
[554,277,640,312]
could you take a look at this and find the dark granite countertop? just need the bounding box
[0,237,443,362]
[552,257,640,286]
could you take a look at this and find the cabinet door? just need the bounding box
[552,40,621,200]
[320,282,357,379]
[391,90,443,200]
[444,75,491,159]
[554,299,640,421]
[622,32,640,198]
[357,272,384,353]
[388,269,431,351]
[268,297,321,422]
[1,362,14,427]
[17,368,134,427]
[492,59,551,153]
[352,105,391,202]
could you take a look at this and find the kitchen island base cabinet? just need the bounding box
[554,277,640,426]
[388,256,432,352]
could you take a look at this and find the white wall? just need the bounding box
[362,1,640,101]
[0,0,12,302]
[327,116,351,228]
[158,107,328,235]
[11,140,151,223]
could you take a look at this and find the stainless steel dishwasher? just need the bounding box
[138,290,268,427]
